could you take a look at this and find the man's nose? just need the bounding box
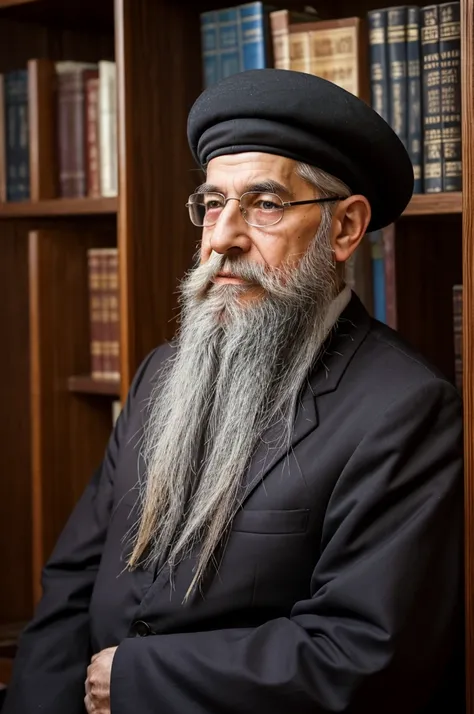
[208,199,252,255]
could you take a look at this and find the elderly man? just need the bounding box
[3,69,463,714]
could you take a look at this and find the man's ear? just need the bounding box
[330,195,372,262]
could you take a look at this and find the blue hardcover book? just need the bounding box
[200,10,220,87]
[407,6,423,193]
[369,230,386,324]
[218,7,242,78]
[239,2,271,70]
[367,9,390,124]
[4,69,29,202]
[387,6,408,150]
[421,5,443,193]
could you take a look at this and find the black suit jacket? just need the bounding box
[3,293,465,714]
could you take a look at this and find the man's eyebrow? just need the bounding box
[194,179,294,198]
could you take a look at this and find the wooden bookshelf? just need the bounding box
[403,192,463,216]
[68,375,120,396]
[0,0,472,711]
[0,197,117,217]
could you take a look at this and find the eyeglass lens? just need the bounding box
[187,192,284,227]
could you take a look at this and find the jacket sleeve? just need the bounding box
[110,377,464,714]
[2,349,158,714]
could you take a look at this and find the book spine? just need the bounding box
[200,10,220,87]
[88,249,104,380]
[290,31,311,72]
[57,71,87,197]
[218,8,242,78]
[107,248,120,381]
[421,5,443,193]
[5,70,29,202]
[453,284,463,392]
[407,6,423,193]
[439,2,462,192]
[308,23,361,97]
[85,76,101,197]
[367,9,390,123]
[270,10,290,70]
[99,250,111,380]
[239,2,266,70]
[387,6,408,150]
[99,62,118,198]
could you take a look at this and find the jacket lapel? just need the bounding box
[236,292,372,507]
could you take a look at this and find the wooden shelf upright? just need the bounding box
[0,1,472,712]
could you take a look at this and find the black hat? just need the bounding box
[187,69,414,232]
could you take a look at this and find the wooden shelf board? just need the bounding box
[0,0,38,7]
[68,375,120,396]
[0,197,117,217]
[403,192,462,216]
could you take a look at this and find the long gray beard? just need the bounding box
[128,225,340,599]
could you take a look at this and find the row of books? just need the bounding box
[1,59,117,202]
[87,247,120,383]
[200,2,461,195]
[368,3,461,195]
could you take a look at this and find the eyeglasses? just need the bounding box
[186,191,345,228]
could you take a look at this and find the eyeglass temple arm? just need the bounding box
[283,197,346,207]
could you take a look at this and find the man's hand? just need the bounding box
[85,646,118,714]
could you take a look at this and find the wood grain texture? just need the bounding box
[115,0,203,398]
[28,58,57,200]
[0,0,114,32]
[29,225,116,604]
[0,224,32,625]
[404,192,462,216]
[462,0,474,711]
[0,197,117,216]
[68,375,120,396]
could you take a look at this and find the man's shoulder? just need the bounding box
[128,341,176,403]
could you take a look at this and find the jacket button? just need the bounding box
[132,620,152,637]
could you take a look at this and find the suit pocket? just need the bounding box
[231,508,309,534]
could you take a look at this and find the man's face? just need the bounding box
[199,152,324,300]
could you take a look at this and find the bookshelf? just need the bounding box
[0,0,472,710]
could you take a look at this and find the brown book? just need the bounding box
[87,249,104,380]
[85,75,101,197]
[289,17,370,102]
[106,248,120,382]
[269,8,319,70]
[56,62,97,198]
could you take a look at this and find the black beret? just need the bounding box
[187,69,414,232]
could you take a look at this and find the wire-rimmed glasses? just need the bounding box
[186,191,345,228]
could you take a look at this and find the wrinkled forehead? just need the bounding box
[204,152,302,195]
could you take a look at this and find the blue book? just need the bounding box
[407,6,423,193]
[367,9,390,124]
[218,7,242,78]
[200,10,220,87]
[369,230,386,324]
[387,6,408,150]
[4,69,29,202]
[239,2,272,70]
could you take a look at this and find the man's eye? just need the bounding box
[257,200,279,210]
[205,200,223,209]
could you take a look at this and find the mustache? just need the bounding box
[182,252,287,301]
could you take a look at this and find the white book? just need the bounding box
[99,60,118,197]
